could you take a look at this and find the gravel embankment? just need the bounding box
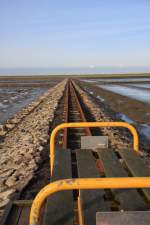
[73,81,136,149]
[0,79,67,216]
[77,80,150,124]
[74,81,150,161]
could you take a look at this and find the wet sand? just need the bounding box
[77,79,150,149]
[78,80,150,124]
[0,76,62,124]
[0,87,48,124]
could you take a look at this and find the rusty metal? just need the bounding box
[50,122,139,175]
[29,177,150,225]
[62,81,92,150]
[70,81,92,136]
[61,81,92,225]
[62,83,69,149]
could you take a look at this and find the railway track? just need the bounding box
[2,80,102,225]
[61,81,95,225]
[62,81,92,173]
[54,80,107,225]
[2,79,150,225]
[62,80,102,148]
[21,80,98,198]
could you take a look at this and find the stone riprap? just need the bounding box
[0,79,67,215]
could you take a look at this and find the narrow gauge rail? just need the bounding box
[1,80,97,225]
[1,80,150,225]
[61,80,95,225]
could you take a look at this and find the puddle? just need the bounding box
[84,87,105,102]
[3,99,9,103]
[0,102,8,109]
[117,113,134,124]
[97,84,150,104]
[138,124,150,140]
[96,96,105,102]
[11,96,18,100]
[116,112,150,142]
[89,91,93,95]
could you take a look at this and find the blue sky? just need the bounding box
[0,0,150,71]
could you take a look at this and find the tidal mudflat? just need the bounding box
[0,87,48,124]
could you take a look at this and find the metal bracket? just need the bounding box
[81,136,108,150]
[96,211,150,225]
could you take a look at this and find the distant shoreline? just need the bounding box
[0,67,150,77]
[0,73,150,80]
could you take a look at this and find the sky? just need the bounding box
[0,0,150,73]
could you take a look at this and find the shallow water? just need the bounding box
[127,83,150,89]
[82,79,97,83]
[102,78,150,82]
[0,87,47,124]
[82,78,150,83]
[97,84,150,104]
[116,112,150,142]
[138,124,150,140]
[117,113,134,124]
[96,95,105,102]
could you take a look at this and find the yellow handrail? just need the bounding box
[29,177,150,225]
[50,122,139,175]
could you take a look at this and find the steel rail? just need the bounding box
[62,81,92,149]
[62,83,69,149]
[62,81,92,225]
[70,81,92,136]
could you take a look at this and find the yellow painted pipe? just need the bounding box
[49,122,139,175]
[78,191,84,225]
[30,177,150,225]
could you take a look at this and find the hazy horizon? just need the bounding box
[0,66,150,76]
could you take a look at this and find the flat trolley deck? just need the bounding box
[1,122,150,225]
[43,148,150,225]
[30,122,150,225]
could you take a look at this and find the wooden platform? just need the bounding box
[1,148,150,225]
[43,149,74,225]
[76,150,110,225]
[0,200,32,225]
[98,149,149,210]
[43,148,150,225]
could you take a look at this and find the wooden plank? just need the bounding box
[0,201,32,225]
[17,206,31,225]
[98,149,148,210]
[96,211,150,225]
[119,149,150,202]
[43,149,74,225]
[76,150,109,225]
[2,205,22,225]
[0,202,13,225]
